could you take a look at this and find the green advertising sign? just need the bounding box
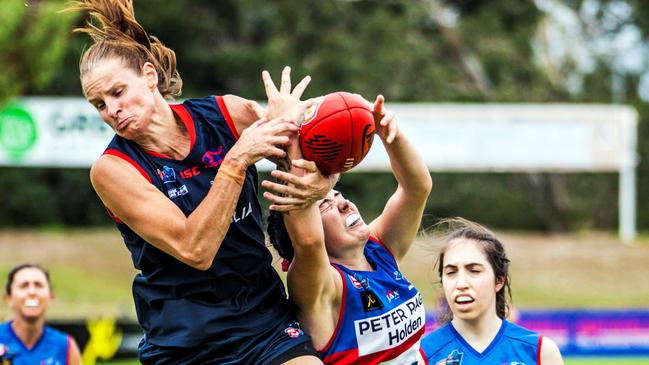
[0,103,37,161]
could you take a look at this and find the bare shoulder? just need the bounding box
[540,336,564,365]
[67,335,82,365]
[222,94,263,133]
[90,154,142,190]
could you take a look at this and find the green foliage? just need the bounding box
[1,0,648,232]
[0,168,108,227]
[0,0,77,107]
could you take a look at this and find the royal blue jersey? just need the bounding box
[102,96,291,347]
[319,237,426,365]
[420,320,541,365]
[0,321,71,365]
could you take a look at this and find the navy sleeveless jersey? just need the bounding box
[319,237,426,365]
[0,321,71,365]
[103,96,291,347]
[420,320,541,365]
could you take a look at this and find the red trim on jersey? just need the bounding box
[369,235,397,264]
[105,207,123,224]
[318,265,348,354]
[139,103,198,159]
[215,95,240,140]
[322,325,425,365]
[102,149,152,223]
[537,335,544,365]
[169,103,197,147]
[103,149,152,182]
[419,347,430,365]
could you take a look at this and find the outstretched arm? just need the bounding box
[263,161,341,349]
[369,95,432,261]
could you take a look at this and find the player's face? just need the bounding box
[318,190,370,258]
[5,268,53,322]
[82,57,158,141]
[441,238,504,323]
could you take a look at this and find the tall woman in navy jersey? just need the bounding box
[263,91,432,364]
[418,218,563,365]
[70,1,322,364]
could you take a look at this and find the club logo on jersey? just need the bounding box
[157,165,176,184]
[394,270,403,281]
[386,289,400,303]
[349,275,363,289]
[202,146,224,168]
[360,290,384,312]
[0,344,14,365]
[301,96,325,126]
[350,273,370,289]
[436,349,463,365]
[167,184,189,198]
[283,326,304,339]
[393,270,415,290]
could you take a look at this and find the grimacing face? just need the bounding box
[82,58,159,141]
[5,267,53,322]
[441,238,504,322]
[317,190,371,258]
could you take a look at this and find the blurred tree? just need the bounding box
[0,0,77,107]
[3,0,648,232]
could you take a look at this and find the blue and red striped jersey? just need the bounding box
[319,237,426,365]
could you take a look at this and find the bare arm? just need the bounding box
[369,96,432,261]
[92,113,297,270]
[67,336,82,365]
[540,337,564,365]
[263,160,341,350]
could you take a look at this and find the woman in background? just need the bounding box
[0,263,82,365]
[419,218,563,365]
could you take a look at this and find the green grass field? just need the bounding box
[2,229,649,364]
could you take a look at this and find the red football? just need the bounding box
[299,92,376,175]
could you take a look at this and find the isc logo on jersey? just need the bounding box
[354,293,425,356]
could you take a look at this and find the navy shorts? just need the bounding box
[139,319,317,365]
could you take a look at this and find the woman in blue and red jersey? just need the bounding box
[263,89,432,364]
[418,218,564,365]
[0,264,82,365]
[70,0,322,364]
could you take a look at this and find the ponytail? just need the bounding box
[70,0,182,98]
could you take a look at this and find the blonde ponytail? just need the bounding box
[70,0,182,99]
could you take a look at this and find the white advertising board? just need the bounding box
[0,98,637,242]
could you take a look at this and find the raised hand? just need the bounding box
[372,94,398,144]
[262,66,312,125]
